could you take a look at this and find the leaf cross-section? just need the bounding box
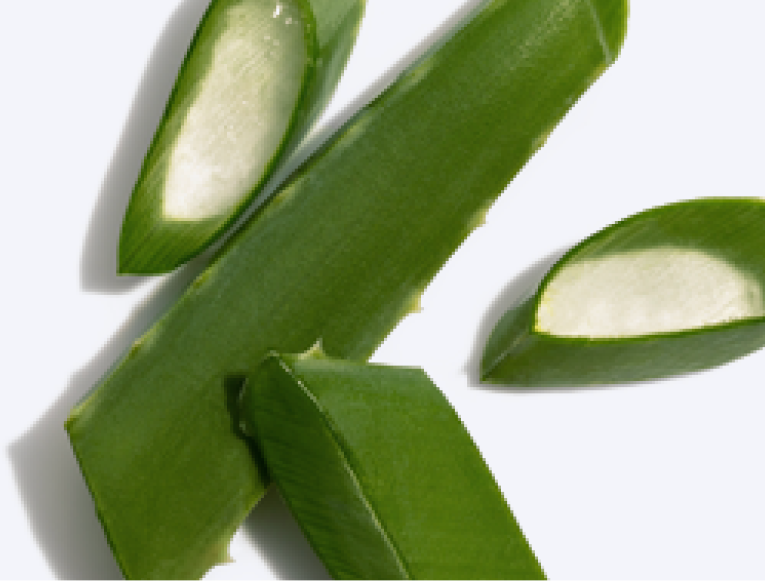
[481,198,765,386]
[118,0,366,273]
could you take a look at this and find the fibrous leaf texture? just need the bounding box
[482,198,765,386]
[66,0,627,577]
[240,352,546,580]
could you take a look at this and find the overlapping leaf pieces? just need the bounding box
[482,198,765,386]
[240,351,545,579]
[67,0,627,576]
[119,0,366,273]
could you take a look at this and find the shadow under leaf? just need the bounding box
[465,248,568,389]
[243,488,331,580]
[9,254,207,578]
[14,0,501,577]
[80,0,212,293]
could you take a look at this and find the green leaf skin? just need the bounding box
[67,0,626,578]
[240,352,545,580]
[118,0,366,274]
[482,198,765,387]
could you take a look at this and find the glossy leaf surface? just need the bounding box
[118,0,366,274]
[482,198,765,386]
[240,352,545,579]
[67,0,626,577]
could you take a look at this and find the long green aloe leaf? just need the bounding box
[118,0,365,274]
[240,351,545,579]
[482,198,765,387]
[67,0,627,577]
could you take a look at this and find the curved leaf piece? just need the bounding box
[240,352,545,580]
[118,0,366,274]
[67,0,626,577]
[482,198,765,387]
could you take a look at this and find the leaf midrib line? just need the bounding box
[278,358,412,580]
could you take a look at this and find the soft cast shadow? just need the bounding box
[9,256,207,579]
[80,0,212,293]
[216,0,490,246]
[268,0,489,180]
[465,248,568,390]
[7,390,123,579]
[14,0,495,577]
[10,1,213,570]
[243,488,331,580]
[80,0,487,294]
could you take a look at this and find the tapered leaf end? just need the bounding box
[588,0,629,64]
[117,226,172,275]
[480,295,538,385]
[481,198,765,387]
[116,0,371,276]
[117,210,211,274]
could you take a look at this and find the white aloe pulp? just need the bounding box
[163,0,307,221]
[536,247,765,338]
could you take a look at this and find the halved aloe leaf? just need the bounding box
[118,0,365,274]
[240,351,545,579]
[67,0,626,577]
[482,198,765,387]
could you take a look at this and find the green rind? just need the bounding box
[241,354,411,580]
[118,0,366,274]
[481,198,765,387]
[589,0,629,63]
[68,0,626,577]
[242,353,545,580]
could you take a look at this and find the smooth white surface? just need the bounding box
[164,0,306,221]
[537,247,765,337]
[3,0,765,578]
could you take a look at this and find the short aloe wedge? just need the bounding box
[482,198,765,387]
[67,0,626,577]
[118,0,366,274]
[240,351,545,580]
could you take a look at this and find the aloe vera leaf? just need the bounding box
[66,0,627,577]
[118,0,366,274]
[240,351,545,580]
[481,198,765,387]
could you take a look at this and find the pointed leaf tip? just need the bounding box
[481,198,765,387]
[116,0,367,275]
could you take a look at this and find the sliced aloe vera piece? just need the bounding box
[240,352,545,580]
[118,0,365,274]
[482,198,765,387]
[67,0,626,577]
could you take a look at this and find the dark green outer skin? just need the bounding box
[242,354,545,579]
[67,0,626,578]
[118,0,366,274]
[482,199,765,387]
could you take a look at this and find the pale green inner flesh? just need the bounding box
[163,0,306,221]
[536,247,765,338]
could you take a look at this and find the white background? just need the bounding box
[3,0,765,578]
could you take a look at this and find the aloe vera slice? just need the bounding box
[240,352,545,579]
[67,0,626,577]
[481,198,765,387]
[118,0,365,274]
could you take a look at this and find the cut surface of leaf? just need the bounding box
[482,198,765,386]
[538,247,765,338]
[240,352,545,580]
[118,0,366,273]
[160,1,306,222]
[67,0,626,577]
